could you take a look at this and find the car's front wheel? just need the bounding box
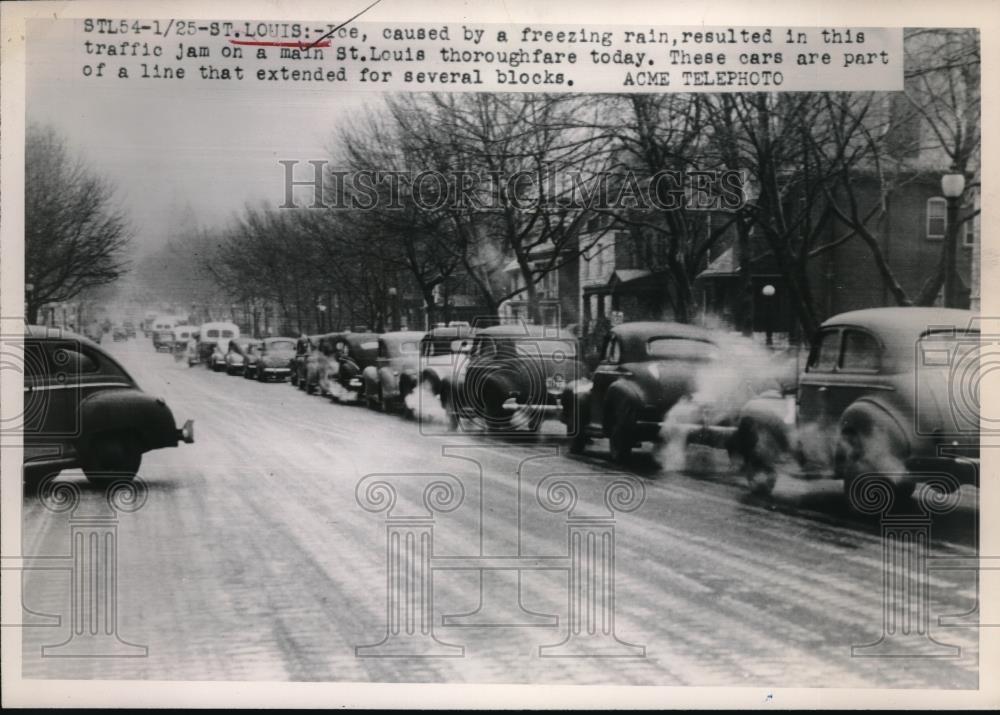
[81,433,142,484]
[607,400,637,464]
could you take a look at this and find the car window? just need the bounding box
[46,341,100,376]
[378,341,388,358]
[222,330,235,338]
[269,340,295,352]
[207,329,219,338]
[606,337,621,364]
[841,329,881,372]
[646,337,717,361]
[807,329,841,372]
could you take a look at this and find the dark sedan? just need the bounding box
[732,307,981,499]
[449,323,585,433]
[561,321,726,461]
[362,331,425,411]
[21,325,194,485]
[245,337,296,382]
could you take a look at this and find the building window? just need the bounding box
[963,194,977,247]
[926,197,947,239]
[964,218,976,247]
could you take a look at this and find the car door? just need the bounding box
[798,327,883,426]
[588,332,622,430]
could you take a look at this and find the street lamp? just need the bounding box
[941,170,966,308]
[761,284,776,347]
[388,287,401,331]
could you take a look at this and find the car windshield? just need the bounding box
[267,340,295,352]
[222,330,235,338]
[206,329,219,338]
[646,337,718,361]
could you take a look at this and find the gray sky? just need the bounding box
[26,18,374,257]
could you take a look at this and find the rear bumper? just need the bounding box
[176,419,195,444]
[905,455,979,486]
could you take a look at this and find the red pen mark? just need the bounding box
[229,40,332,49]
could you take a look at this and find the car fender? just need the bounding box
[420,367,442,394]
[560,380,591,431]
[79,389,179,453]
[730,392,795,461]
[838,398,911,460]
[362,365,379,393]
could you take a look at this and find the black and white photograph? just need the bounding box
[1,0,997,709]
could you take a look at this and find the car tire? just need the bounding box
[607,400,637,464]
[81,433,142,483]
[835,416,911,508]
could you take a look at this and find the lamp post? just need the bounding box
[388,286,401,331]
[941,170,966,308]
[317,302,327,332]
[761,284,776,347]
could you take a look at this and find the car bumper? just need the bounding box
[261,367,290,376]
[176,419,195,444]
[905,455,979,486]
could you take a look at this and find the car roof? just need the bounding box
[474,324,574,338]
[25,325,135,381]
[611,321,715,340]
[821,307,976,335]
[380,331,426,344]
[263,336,295,344]
[425,325,473,339]
[345,332,380,346]
[26,324,92,342]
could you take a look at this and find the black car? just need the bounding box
[21,325,194,485]
[331,332,380,400]
[245,337,296,382]
[561,321,724,462]
[449,323,585,432]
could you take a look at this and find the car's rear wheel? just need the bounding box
[836,422,913,506]
[81,433,142,484]
[607,401,637,464]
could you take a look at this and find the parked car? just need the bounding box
[560,322,724,461]
[224,338,255,375]
[152,329,175,352]
[730,307,981,498]
[300,332,341,394]
[172,326,200,365]
[245,337,295,382]
[290,335,314,387]
[242,340,263,379]
[448,323,585,432]
[416,324,474,408]
[208,342,228,372]
[197,321,240,366]
[362,331,425,411]
[332,332,380,400]
[21,325,194,485]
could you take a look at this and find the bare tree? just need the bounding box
[25,125,132,323]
